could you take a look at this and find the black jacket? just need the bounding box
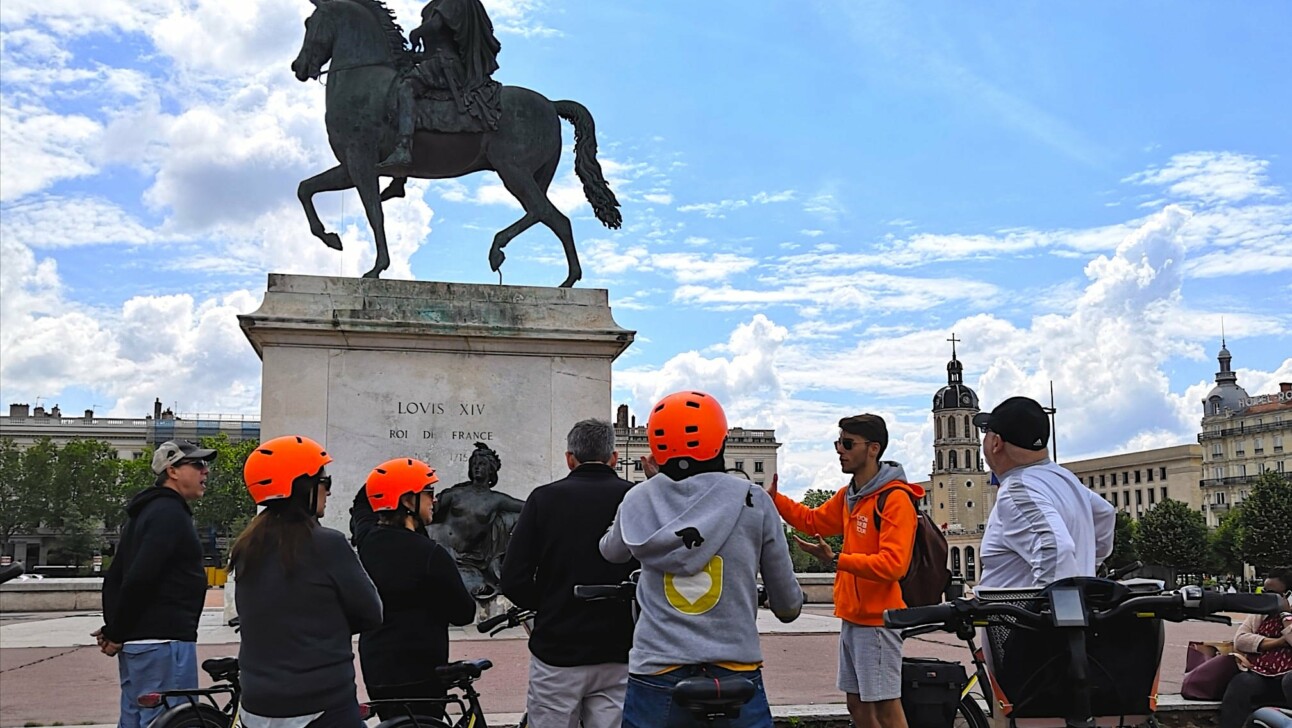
[101,486,207,643]
[500,463,637,666]
[235,525,384,716]
[356,523,476,689]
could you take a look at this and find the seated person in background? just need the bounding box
[1221,568,1292,728]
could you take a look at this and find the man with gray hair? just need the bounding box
[501,419,637,728]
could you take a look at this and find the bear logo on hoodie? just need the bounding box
[676,527,705,549]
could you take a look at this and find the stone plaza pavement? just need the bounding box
[0,591,1236,728]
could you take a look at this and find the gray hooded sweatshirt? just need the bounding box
[599,471,803,674]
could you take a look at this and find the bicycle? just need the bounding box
[137,653,242,728]
[363,658,498,728]
[885,575,1279,728]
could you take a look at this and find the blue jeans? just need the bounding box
[117,641,198,728]
[622,665,771,728]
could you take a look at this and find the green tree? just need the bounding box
[47,516,104,571]
[1107,510,1140,570]
[1237,470,1292,570]
[0,438,45,549]
[1137,498,1208,572]
[784,487,843,573]
[189,434,259,538]
[1207,505,1246,577]
[44,438,121,531]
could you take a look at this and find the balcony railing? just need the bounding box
[1200,473,1292,488]
[1198,420,1291,441]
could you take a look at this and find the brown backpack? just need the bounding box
[874,488,951,607]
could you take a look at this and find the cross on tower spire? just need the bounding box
[947,333,960,360]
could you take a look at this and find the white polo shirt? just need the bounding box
[979,459,1116,589]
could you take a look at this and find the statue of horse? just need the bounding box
[290,0,621,284]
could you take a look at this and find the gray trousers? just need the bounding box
[525,655,629,728]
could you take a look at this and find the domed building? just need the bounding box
[925,336,994,585]
[1198,341,1292,527]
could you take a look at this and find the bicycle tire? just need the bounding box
[954,696,990,728]
[149,703,231,728]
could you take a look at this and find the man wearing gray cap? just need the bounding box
[95,440,216,728]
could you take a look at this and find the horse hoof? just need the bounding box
[321,232,343,251]
[559,275,580,288]
[489,249,506,271]
[380,181,406,201]
[362,268,384,279]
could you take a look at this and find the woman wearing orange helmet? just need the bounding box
[229,436,382,728]
[354,458,475,721]
[599,391,803,728]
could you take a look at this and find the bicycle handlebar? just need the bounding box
[475,606,531,634]
[883,585,1282,632]
[0,563,25,584]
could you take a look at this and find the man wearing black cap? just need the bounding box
[973,397,1115,588]
[95,440,216,728]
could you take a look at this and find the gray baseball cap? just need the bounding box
[151,440,218,474]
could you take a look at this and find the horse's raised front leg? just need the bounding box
[346,152,390,278]
[298,165,354,251]
[380,177,407,202]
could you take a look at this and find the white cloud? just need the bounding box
[651,253,759,284]
[1,196,160,248]
[643,193,674,205]
[677,198,749,218]
[1125,151,1282,205]
[753,190,796,204]
[0,103,102,201]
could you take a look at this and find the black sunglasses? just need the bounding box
[178,459,211,470]
[317,474,333,493]
[834,437,872,451]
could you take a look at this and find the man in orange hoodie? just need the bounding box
[768,413,921,728]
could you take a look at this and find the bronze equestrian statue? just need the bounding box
[291,0,621,284]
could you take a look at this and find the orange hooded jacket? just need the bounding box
[773,478,924,626]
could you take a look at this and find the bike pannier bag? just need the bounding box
[901,657,966,728]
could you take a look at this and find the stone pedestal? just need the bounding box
[239,274,634,532]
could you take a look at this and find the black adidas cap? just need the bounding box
[972,396,1049,451]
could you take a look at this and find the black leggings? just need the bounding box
[1219,672,1292,728]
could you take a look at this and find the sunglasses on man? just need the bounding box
[178,459,211,470]
[834,437,873,451]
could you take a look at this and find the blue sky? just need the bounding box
[2,0,1289,496]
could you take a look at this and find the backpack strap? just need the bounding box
[873,486,914,531]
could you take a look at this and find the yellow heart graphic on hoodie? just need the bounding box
[664,556,723,615]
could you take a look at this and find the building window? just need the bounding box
[1212,444,1223,459]
[1134,470,1142,484]
[965,480,974,489]
[937,451,944,470]
[1213,466,1223,480]
[1148,488,1156,504]
[949,451,958,469]
[966,500,974,509]
[1255,438,1264,454]
[634,460,643,471]
[755,481,763,487]
[1100,474,1106,487]
[1275,435,1284,453]
[754,461,764,473]
[734,460,744,471]
[1111,492,1118,507]
[966,547,976,582]
[1278,461,1285,473]
[1136,490,1143,505]
[1161,487,1168,500]
[965,450,972,470]
[936,418,943,439]
[964,415,971,436]
[1239,464,1247,477]
[1123,471,1129,485]
[1146,468,1154,482]
[1236,441,1246,456]
[1159,467,1167,480]
[939,502,945,509]
[949,417,958,438]
[951,547,961,576]
[1217,491,1226,505]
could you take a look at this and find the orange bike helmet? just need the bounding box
[366,458,439,512]
[647,390,728,465]
[243,435,333,505]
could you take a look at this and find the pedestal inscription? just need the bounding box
[240,274,634,532]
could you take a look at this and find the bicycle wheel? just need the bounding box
[149,703,231,728]
[954,696,990,728]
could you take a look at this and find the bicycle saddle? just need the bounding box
[672,676,756,719]
[201,657,239,681]
[434,658,493,684]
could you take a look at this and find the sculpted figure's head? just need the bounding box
[468,442,501,488]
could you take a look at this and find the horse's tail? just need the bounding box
[554,100,622,230]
